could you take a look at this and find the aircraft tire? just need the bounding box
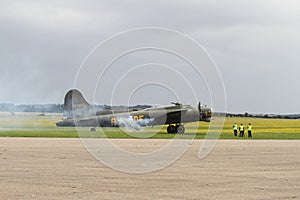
[176,125,185,134]
[90,127,96,132]
[167,125,176,134]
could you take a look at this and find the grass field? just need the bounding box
[0,113,300,139]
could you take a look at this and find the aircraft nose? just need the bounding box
[200,107,212,122]
[206,108,212,118]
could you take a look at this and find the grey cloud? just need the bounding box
[0,0,299,113]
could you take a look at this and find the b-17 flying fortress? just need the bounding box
[56,89,212,134]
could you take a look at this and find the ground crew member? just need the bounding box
[247,123,252,138]
[239,123,244,137]
[233,123,238,136]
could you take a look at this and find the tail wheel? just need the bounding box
[176,125,185,134]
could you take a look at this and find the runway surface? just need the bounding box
[1,138,299,199]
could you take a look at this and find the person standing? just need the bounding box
[239,123,244,137]
[233,123,238,136]
[247,123,252,138]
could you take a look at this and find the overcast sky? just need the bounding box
[0,0,299,113]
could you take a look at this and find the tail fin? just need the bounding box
[63,89,91,118]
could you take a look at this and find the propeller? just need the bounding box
[198,102,203,120]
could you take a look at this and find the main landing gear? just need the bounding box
[167,124,185,134]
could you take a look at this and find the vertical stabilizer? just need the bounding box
[63,89,91,118]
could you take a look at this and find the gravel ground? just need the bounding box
[0,138,299,200]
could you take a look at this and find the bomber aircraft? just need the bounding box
[56,89,212,134]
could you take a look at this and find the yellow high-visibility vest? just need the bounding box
[233,124,238,130]
[240,126,244,131]
[248,125,252,131]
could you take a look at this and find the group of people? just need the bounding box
[232,123,252,138]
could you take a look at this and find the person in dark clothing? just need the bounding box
[233,123,238,136]
[239,124,244,137]
[247,123,252,138]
